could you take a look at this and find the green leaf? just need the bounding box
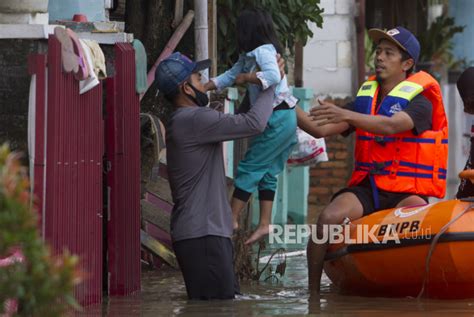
[278,14,290,28]
[216,0,324,70]
[218,16,228,36]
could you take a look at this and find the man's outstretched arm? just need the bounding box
[297,103,350,138]
[310,100,415,135]
[193,86,276,144]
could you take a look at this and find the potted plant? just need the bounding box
[0,144,81,316]
[364,29,376,78]
[417,15,465,81]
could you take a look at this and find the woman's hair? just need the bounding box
[236,8,283,54]
[457,67,474,102]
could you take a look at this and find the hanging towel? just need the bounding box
[54,26,79,74]
[81,39,107,79]
[133,39,148,94]
[79,39,100,94]
[66,28,90,81]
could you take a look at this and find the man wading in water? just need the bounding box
[154,52,285,300]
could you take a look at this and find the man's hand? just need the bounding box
[204,80,216,91]
[222,54,285,88]
[310,99,350,126]
[235,73,249,85]
[276,53,285,79]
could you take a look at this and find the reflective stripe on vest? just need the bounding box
[357,135,449,144]
[355,79,424,117]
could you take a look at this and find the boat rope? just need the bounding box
[417,203,474,299]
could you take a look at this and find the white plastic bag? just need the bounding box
[287,127,328,166]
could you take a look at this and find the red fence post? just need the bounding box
[30,35,141,307]
[37,36,104,306]
[106,43,141,296]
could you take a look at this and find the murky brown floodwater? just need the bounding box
[75,247,474,316]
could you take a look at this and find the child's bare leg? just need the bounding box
[232,188,253,230]
[245,198,273,245]
[231,196,248,230]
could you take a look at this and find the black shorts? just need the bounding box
[332,178,429,216]
[173,235,240,300]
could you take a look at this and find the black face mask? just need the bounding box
[184,83,209,107]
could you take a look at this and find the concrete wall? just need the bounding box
[0,0,49,24]
[0,0,48,13]
[303,0,358,98]
[48,0,106,22]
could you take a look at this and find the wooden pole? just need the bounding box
[142,10,195,100]
[208,0,217,78]
[194,0,209,79]
[172,0,185,28]
[356,0,366,87]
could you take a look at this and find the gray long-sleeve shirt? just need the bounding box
[166,86,275,242]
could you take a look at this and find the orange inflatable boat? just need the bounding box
[324,197,474,299]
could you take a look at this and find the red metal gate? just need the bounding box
[30,36,104,305]
[29,36,141,306]
[106,43,141,296]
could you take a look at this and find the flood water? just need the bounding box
[76,248,474,316]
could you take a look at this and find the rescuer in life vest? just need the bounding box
[296,26,448,295]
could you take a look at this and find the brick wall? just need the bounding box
[307,98,354,224]
[302,0,358,223]
[0,39,47,153]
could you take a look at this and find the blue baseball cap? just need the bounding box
[368,26,420,64]
[155,52,211,95]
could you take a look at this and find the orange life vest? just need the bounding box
[348,71,448,200]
